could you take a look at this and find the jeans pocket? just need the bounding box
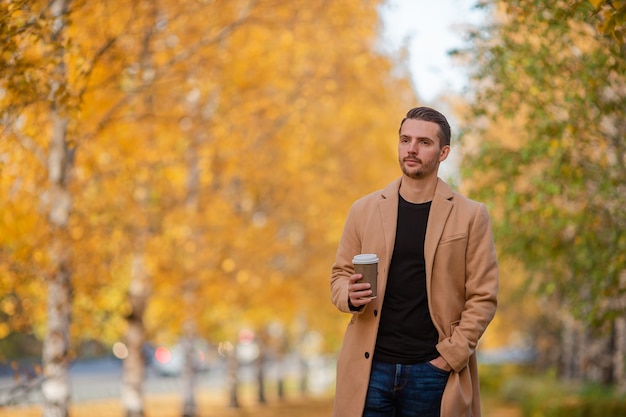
[425,361,451,376]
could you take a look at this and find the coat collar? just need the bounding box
[377,177,454,270]
[380,177,453,202]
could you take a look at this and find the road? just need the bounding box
[0,355,335,406]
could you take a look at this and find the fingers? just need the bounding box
[429,356,452,372]
[348,274,373,306]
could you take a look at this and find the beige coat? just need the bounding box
[331,178,498,417]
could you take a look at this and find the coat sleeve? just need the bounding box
[436,203,498,372]
[330,203,366,315]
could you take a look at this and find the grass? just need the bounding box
[483,396,522,417]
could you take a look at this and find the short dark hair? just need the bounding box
[399,107,451,148]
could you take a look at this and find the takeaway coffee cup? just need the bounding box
[352,253,379,299]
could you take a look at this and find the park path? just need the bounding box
[3,394,522,417]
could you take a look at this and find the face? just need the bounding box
[398,119,450,180]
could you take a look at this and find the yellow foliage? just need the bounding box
[1,0,415,355]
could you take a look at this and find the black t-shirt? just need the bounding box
[373,195,440,364]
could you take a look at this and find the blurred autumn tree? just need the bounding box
[459,0,626,387]
[1,0,415,414]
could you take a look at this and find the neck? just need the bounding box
[399,175,438,204]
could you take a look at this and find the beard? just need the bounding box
[399,157,438,179]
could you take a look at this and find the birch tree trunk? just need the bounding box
[122,4,156,414]
[179,82,219,417]
[122,254,149,417]
[180,99,201,417]
[42,1,73,416]
[181,321,197,417]
[560,313,580,380]
[227,344,240,408]
[614,315,626,393]
[256,335,267,405]
[614,272,626,392]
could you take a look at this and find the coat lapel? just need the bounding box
[425,179,454,284]
[379,179,401,267]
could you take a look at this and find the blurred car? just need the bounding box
[151,339,214,376]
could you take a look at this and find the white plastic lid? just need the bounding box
[352,254,379,264]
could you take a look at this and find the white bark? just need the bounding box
[181,144,200,417]
[42,1,73,416]
[122,254,149,417]
[227,346,240,408]
[181,328,197,417]
[121,3,157,414]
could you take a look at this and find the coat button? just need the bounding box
[373,309,378,317]
[364,352,370,359]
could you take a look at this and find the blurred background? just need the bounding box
[1,0,625,416]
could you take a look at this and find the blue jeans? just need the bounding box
[362,360,449,417]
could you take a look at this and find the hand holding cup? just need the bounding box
[349,254,379,306]
[348,273,374,307]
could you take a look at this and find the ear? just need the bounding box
[439,145,451,162]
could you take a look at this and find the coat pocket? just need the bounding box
[439,233,466,245]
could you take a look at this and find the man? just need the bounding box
[330,107,498,417]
